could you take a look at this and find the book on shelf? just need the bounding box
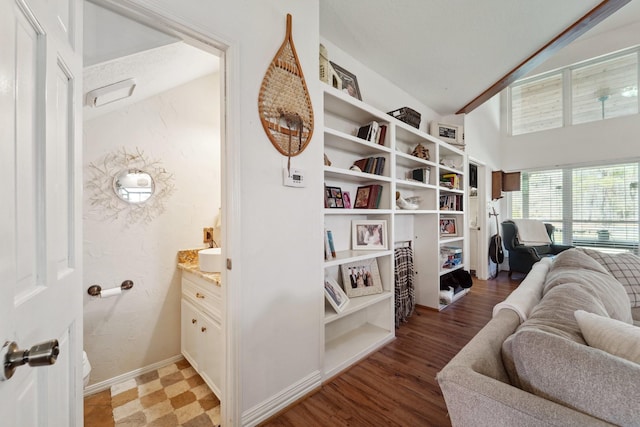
[324,228,336,259]
[376,124,387,146]
[439,194,463,211]
[356,121,379,143]
[354,184,383,209]
[440,173,461,190]
[440,246,462,269]
[353,156,386,175]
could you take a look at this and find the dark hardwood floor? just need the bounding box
[261,272,520,427]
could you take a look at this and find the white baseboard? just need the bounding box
[241,370,322,427]
[83,354,184,397]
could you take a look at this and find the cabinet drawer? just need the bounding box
[182,277,221,321]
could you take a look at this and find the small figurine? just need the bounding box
[412,143,430,160]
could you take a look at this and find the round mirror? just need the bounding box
[113,169,155,204]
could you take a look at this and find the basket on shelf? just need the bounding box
[387,107,421,129]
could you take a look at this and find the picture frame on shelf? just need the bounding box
[440,218,458,237]
[340,258,383,298]
[430,122,464,145]
[354,186,371,208]
[324,275,349,312]
[330,61,362,100]
[343,191,352,209]
[352,220,387,250]
[325,186,344,208]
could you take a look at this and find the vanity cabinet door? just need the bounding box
[181,298,200,371]
[198,312,222,398]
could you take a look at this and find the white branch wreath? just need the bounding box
[86,147,175,224]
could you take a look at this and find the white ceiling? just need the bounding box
[320,0,640,116]
[84,1,640,120]
[83,2,219,121]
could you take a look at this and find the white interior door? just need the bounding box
[0,0,83,425]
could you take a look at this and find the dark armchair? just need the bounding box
[501,220,573,277]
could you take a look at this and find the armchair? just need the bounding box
[501,220,573,277]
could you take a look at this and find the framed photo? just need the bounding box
[343,191,352,209]
[352,220,387,250]
[324,276,349,312]
[354,186,371,208]
[325,186,344,208]
[340,258,383,298]
[430,122,464,145]
[440,218,458,237]
[330,61,362,100]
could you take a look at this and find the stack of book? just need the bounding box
[356,121,387,146]
[439,194,463,211]
[440,173,461,190]
[440,246,462,269]
[353,156,386,175]
[354,184,383,209]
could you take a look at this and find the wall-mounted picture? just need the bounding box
[324,276,349,313]
[340,258,383,298]
[324,186,344,208]
[440,218,458,237]
[330,61,362,100]
[352,220,387,250]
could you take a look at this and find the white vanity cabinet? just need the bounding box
[181,271,222,399]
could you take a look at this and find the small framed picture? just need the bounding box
[324,186,344,208]
[430,122,463,145]
[352,220,387,250]
[440,218,458,237]
[343,191,352,209]
[340,258,383,298]
[354,186,371,208]
[324,276,349,313]
[330,61,362,100]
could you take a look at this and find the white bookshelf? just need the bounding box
[321,85,467,379]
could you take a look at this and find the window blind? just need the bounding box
[511,163,639,253]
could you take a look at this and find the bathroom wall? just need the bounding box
[83,73,221,385]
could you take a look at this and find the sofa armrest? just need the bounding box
[437,310,613,426]
[550,244,573,254]
[510,245,542,260]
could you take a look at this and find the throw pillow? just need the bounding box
[544,249,633,324]
[578,248,640,308]
[574,309,640,364]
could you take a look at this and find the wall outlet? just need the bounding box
[283,167,305,187]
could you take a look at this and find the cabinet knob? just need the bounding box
[201,327,207,332]
[196,292,205,299]
[191,319,197,324]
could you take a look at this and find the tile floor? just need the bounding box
[84,358,220,427]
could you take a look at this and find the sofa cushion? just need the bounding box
[544,249,633,324]
[575,309,640,364]
[510,328,640,426]
[578,247,640,308]
[502,282,609,388]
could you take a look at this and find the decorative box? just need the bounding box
[387,107,421,129]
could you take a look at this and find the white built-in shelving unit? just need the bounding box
[321,85,467,379]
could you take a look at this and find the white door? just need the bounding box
[0,0,83,425]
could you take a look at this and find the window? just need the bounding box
[511,163,639,253]
[509,47,639,136]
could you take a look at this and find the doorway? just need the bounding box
[82,1,230,424]
[468,158,489,280]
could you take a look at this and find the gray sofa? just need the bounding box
[437,248,640,426]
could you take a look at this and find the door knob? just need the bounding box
[1,339,59,381]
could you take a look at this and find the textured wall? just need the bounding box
[83,73,220,385]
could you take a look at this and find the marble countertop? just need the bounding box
[177,249,222,286]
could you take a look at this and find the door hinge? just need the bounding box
[226,258,232,270]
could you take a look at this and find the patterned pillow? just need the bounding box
[578,248,640,308]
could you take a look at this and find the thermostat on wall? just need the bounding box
[283,167,306,188]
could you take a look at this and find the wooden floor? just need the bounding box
[261,272,520,427]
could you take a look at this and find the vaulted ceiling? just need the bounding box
[320,0,640,116]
